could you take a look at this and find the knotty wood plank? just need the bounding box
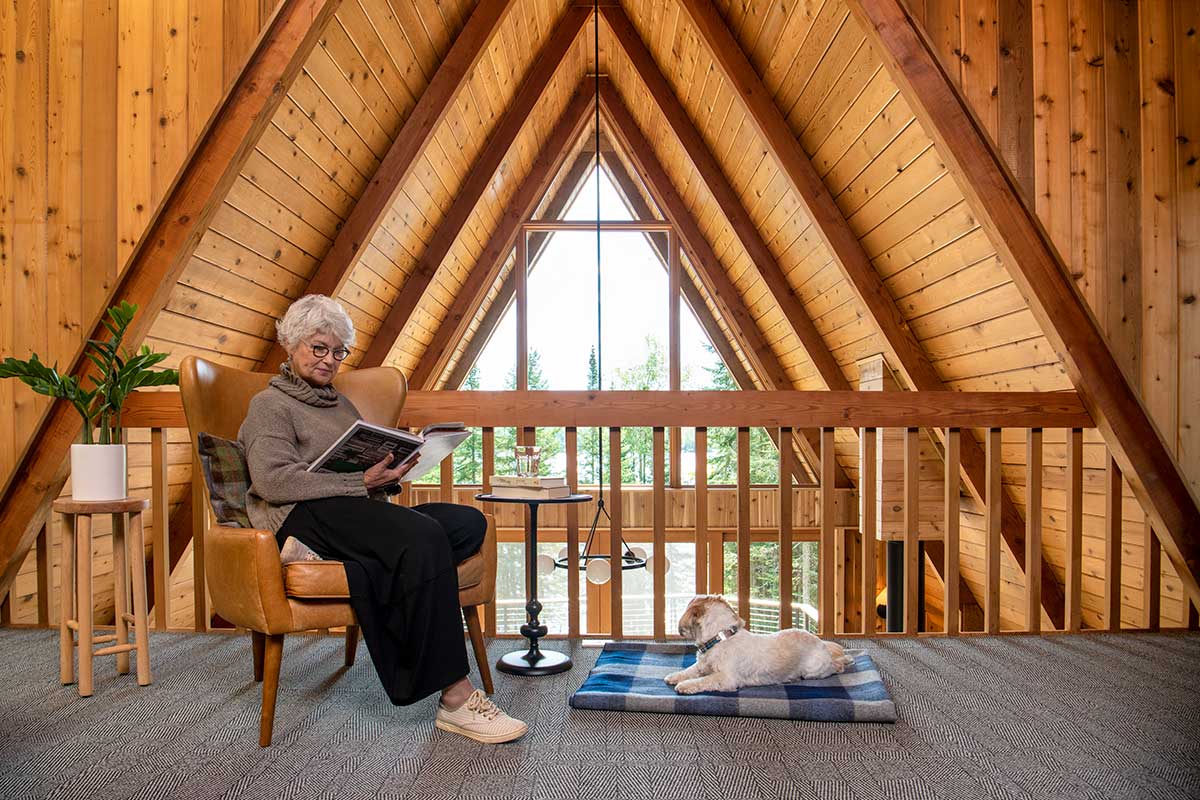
[997,0,1033,199]
[357,5,589,368]
[259,0,517,372]
[851,0,1200,611]
[406,86,594,390]
[0,0,342,600]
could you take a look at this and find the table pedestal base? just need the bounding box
[496,647,572,676]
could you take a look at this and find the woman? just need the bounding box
[239,294,526,743]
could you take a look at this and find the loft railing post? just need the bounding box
[1144,520,1160,631]
[1105,453,1123,631]
[860,428,877,635]
[904,428,920,634]
[482,427,496,635]
[192,450,209,632]
[985,428,1002,634]
[737,427,751,624]
[695,427,710,595]
[440,454,454,503]
[151,427,170,630]
[819,427,835,637]
[1026,428,1042,633]
[944,428,960,636]
[566,427,580,638]
[1066,428,1084,632]
[36,521,50,627]
[609,427,623,640]
[779,426,793,630]
[653,426,666,639]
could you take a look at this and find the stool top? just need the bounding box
[53,497,150,514]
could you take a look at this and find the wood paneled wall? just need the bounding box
[0,0,280,625]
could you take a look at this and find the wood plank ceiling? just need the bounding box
[3,0,1196,631]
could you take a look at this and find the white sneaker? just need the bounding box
[435,689,528,744]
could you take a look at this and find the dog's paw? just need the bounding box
[664,671,685,686]
[674,679,704,695]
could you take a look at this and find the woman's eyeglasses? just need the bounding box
[309,343,350,361]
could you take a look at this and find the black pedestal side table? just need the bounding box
[475,492,592,676]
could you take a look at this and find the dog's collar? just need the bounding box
[696,623,740,654]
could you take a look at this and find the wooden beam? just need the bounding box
[676,0,1066,626]
[601,5,849,393]
[406,87,596,392]
[849,0,1200,609]
[259,0,518,372]
[356,5,590,369]
[0,0,340,599]
[440,149,596,391]
[601,83,847,488]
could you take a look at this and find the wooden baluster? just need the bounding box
[440,454,454,503]
[482,427,496,635]
[695,427,710,595]
[36,521,50,627]
[860,428,877,635]
[609,427,623,640]
[985,428,1002,634]
[944,429,960,636]
[0,589,10,626]
[1143,520,1160,631]
[737,427,751,626]
[1105,453,1123,631]
[904,428,920,634]
[566,427,580,638]
[779,427,794,630]
[1066,428,1083,632]
[192,451,208,632]
[653,427,666,639]
[152,428,170,629]
[819,428,835,637]
[1025,428,1042,633]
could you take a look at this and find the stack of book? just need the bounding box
[490,475,570,499]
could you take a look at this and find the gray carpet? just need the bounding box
[0,629,1198,800]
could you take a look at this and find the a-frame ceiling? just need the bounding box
[1,0,1197,627]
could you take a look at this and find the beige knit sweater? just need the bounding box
[238,365,369,533]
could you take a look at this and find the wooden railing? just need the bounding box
[3,389,1193,636]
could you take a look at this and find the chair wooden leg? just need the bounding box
[344,625,359,667]
[251,631,265,682]
[259,634,284,747]
[463,605,492,694]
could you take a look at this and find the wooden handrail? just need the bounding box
[122,390,1095,430]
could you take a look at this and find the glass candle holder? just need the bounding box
[514,445,541,477]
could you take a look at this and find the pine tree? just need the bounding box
[453,367,483,484]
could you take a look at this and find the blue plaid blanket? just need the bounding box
[569,642,896,722]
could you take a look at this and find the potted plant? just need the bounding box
[0,301,178,500]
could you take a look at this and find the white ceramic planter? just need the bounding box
[70,443,128,501]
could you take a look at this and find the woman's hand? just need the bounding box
[363,452,415,491]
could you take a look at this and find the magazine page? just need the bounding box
[308,420,422,474]
[397,429,471,483]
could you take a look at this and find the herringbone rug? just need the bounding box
[0,629,1197,799]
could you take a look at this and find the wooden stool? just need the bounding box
[54,497,152,696]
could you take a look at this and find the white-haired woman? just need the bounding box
[238,294,526,743]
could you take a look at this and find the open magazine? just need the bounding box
[307,420,470,484]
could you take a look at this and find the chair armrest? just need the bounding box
[204,525,295,634]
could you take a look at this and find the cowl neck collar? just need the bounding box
[270,362,340,408]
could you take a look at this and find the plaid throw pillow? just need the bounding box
[196,432,252,528]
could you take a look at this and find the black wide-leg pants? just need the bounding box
[278,497,486,705]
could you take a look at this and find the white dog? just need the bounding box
[664,595,854,694]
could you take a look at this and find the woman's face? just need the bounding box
[288,330,346,387]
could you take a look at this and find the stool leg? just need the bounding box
[128,511,152,686]
[76,514,93,697]
[59,514,76,686]
[112,512,130,675]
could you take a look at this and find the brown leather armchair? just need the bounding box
[179,355,496,746]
